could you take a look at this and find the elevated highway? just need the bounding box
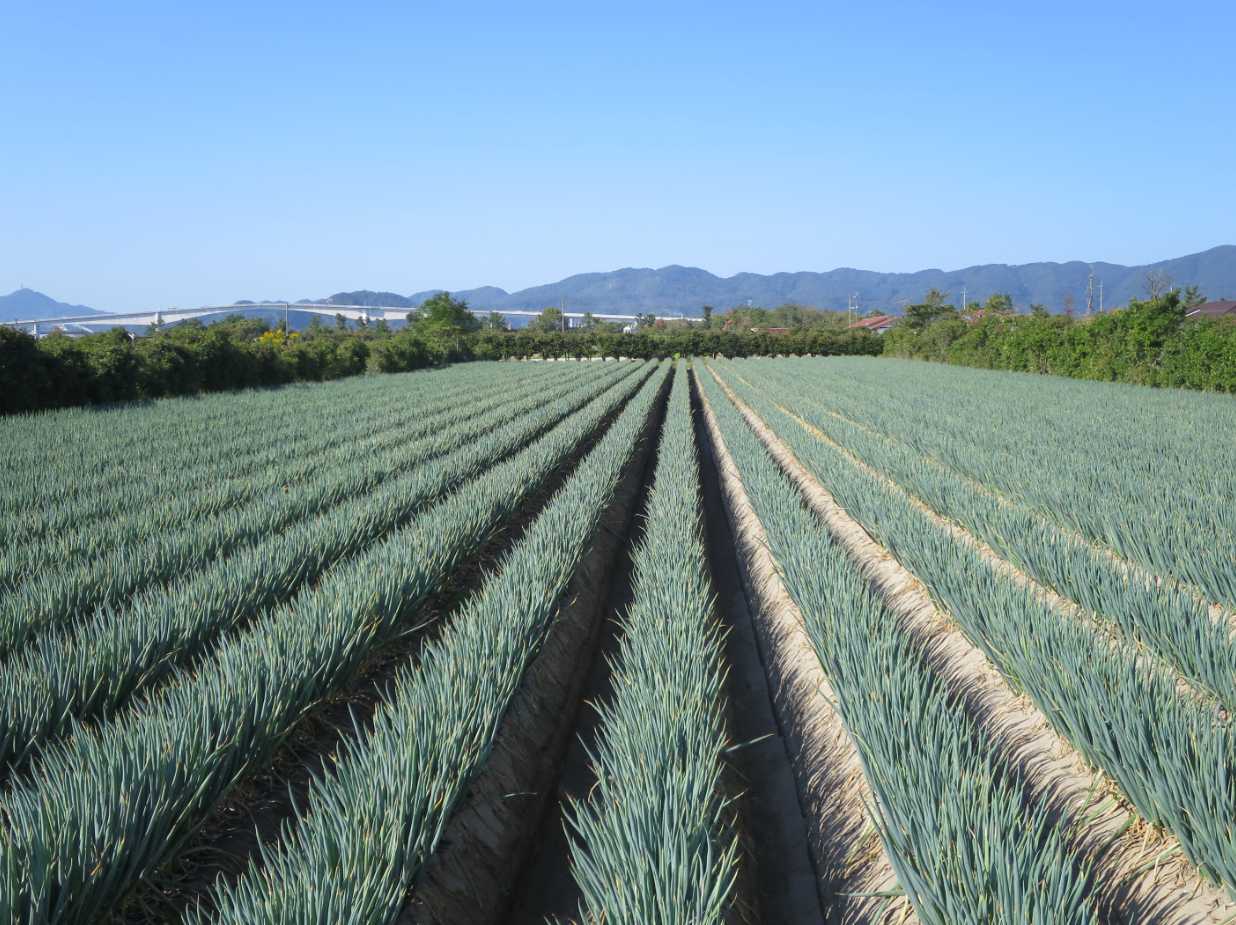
[2,303,696,336]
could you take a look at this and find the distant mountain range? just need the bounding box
[317,245,1236,315]
[0,289,102,322]
[6,246,1235,324]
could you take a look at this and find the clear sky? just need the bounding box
[3,1,1233,311]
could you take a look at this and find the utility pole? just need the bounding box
[1085,271,1095,316]
[961,286,967,312]
[1099,280,1104,313]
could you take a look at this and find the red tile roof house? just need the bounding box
[848,314,896,334]
[1186,300,1236,320]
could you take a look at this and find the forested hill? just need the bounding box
[9,246,1235,321]
[323,245,1236,314]
[0,289,102,321]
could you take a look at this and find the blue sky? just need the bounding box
[2,1,1233,311]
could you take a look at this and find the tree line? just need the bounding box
[882,287,1236,392]
[0,293,880,415]
[15,282,1227,415]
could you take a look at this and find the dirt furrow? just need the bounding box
[400,370,670,924]
[694,368,913,925]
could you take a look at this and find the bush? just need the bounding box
[0,327,54,414]
[473,328,881,361]
[368,331,436,373]
[883,292,1236,393]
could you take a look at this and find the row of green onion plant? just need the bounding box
[697,367,1097,925]
[0,360,589,588]
[0,362,642,777]
[192,364,671,923]
[735,356,1236,608]
[724,359,1236,712]
[563,362,739,924]
[0,363,660,923]
[0,363,621,659]
[0,360,566,544]
[704,361,1236,900]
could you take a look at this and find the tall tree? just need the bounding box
[412,292,480,336]
[1145,270,1174,299]
[985,293,1015,313]
[531,307,565,332]
[1181,284,1207,310]
[904,292,957,330]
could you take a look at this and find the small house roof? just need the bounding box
[1186,300,1236,318]
[849,314,895,330]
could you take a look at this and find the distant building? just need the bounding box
[848,314,896,335]
[1186,300,1236,320]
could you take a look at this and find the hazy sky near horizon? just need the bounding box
[3,1,1233,311]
